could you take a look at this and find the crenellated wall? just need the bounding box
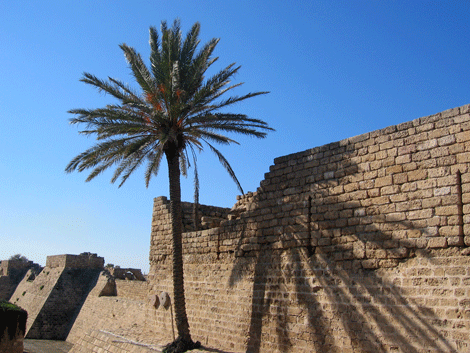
[147,104,470,352]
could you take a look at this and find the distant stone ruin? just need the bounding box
[4,252,146,342]
[0,259,42,301]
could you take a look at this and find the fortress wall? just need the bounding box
[11,266,63,335]
[0,260,38,301]
[10,254,104,340]
[66,276,164,352]
[149,197,231,263]
[46,254,104,269]
[115,280,149,300]
[25,268,101,340]
[181,200,231,232]
[147,104,470,352]
[0,260,33,274]
[68,330,163,353]
[0,276,16,301]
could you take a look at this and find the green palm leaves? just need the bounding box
[66,19,273,191]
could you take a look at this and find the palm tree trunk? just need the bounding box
[165,148,192,344]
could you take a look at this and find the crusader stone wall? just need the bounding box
[147,104,470,352]
[0,260,39,301]
[10,253,104,340]
[3,104,470,353]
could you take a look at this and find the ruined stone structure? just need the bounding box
[2,104,470,352]
[147,104,470,352]
[0,260,41,301]
[10,253,104,340]
[2,253,153,352]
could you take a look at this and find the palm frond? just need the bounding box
[179,150,188,177]
[207,91,270,113]
[190,145,200,231]
[144,148,164,187]
[187,129,237,145]
[149,26,163,83]
[204,140,243,194]
[80,73,139,104]
[114,144,152,188]
[180,22,201,78]
[108,77,144,104]
[120,44,156,96]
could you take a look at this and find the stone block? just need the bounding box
[361,259,379,269]
[438,135,456,146]
[395,154,411,164]
[427,237,448,249]
[407,169,427,181]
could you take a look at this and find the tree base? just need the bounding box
[162,336,201,353]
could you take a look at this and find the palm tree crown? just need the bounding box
[66,20,273,353]
[66,20,272,191]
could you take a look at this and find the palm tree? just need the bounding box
[65,20,273,352]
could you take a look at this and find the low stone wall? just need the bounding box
[149,197,231,257]
[108,267,146,281]
[115,280,149,300]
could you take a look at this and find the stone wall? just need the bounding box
[149,197,231,263]
[0,260,40,301]
[11,253,104,340]
[3,104,470,353]
[181,199,231,232]
[0,260,33,275]
[0,277,15,302]
[148,104,470,352]
[67,276,159,352]
[108,266,146,281]
[46,253,104,269]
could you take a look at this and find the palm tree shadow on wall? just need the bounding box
[228,155,457,353]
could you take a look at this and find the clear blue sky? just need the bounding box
[1,1,470,273]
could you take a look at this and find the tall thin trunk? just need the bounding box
[165,148,192,342]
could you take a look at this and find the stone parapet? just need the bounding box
[0,260,34,276]
[46,253,104,269]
